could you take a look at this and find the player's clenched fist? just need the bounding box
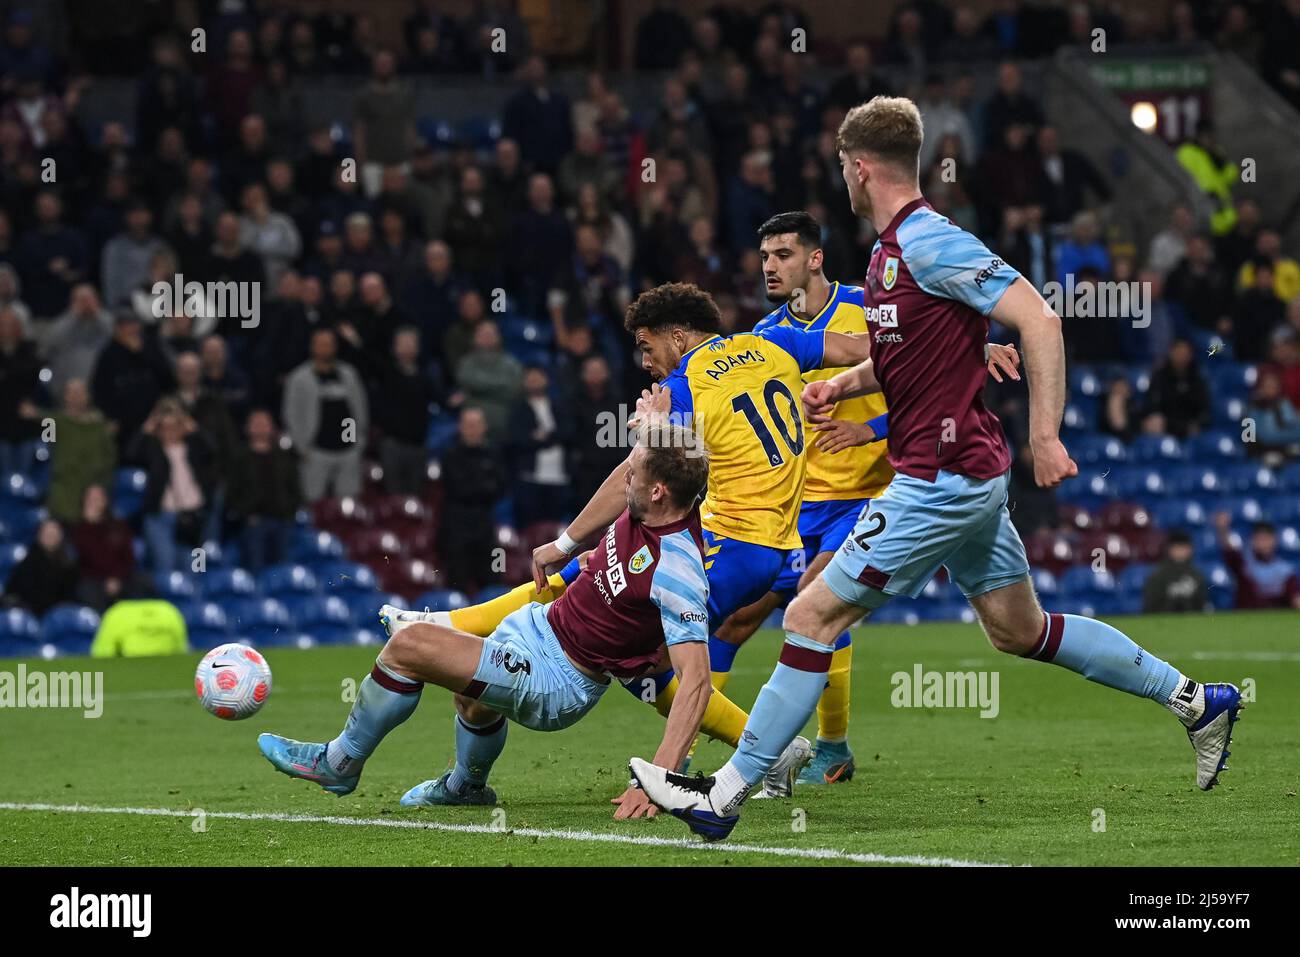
[531,540,568,592]
[802,379,839,418]
[1031,437,1078,488]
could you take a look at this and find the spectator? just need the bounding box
[438,406,506,593]
[2,518,78,616]
[977,123,1044,235]
[1036,125,1110,227]
[1214,512,1300,609]
[442,288,487,374]
[1148,202,1196,277]
[563,353,627,507]
[443,165,503,289]
[1142,530,1208,613]
[1055,210,1111,287]
[400,239,461,353]
[165,192,212,277]
[502,56,572,175]
[826,43,892,111]
[1174,123,1237,235]
[725,150,775,254]
[1260,0,1300,109]
[238,182,301,294]
[374,326,433,495]
[222,114,272,208]
[1165,233,1232,334]
[69,483,152,611]
[917,74,976,172]
[226,409,300,574]
[91,311,176,455]
[16,190,87,319]
[33,378,116,524]
[451,319,523,441]
[1246,367,1300,458]
[128,397,215,575]
[0,262,31,330]
[983,61,1044,148]
[1237,228,1300,303]
[1146,339,1211,439]
[509,173,573,314]
[0,304,39,474]
[204,211,266,342]
[200,334,252,427]
[282,327,368,502]
[353,49,416,198]
[39,284,112,397]
[557,127,618,206]
[508,365,569,527]
[1099,376,1142,442]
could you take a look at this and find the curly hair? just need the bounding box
[623,282,722,335]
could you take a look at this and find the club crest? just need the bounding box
[882,256,899,291]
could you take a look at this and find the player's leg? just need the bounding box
[796,547,857,784]
[384,558,582,637]
[399,693,508,807]
[257,615,484,795]
[953,507,1243,791]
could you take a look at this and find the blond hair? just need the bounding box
[836,95,924,180]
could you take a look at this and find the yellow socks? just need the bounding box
[447,574,568,637]
[816,641,853,743]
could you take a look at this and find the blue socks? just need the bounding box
[447,713,508,791]
[326,660,422,775]
[708,635,741,673]
[559,558,582,585]
[1026,612,1182,704]
[726,633,832,786]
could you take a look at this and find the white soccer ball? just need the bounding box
[195,642,273,720]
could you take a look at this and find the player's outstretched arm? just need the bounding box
[989,277,1078,488]
[651,640,712,774]
[820,330,874,368]
[531,455,631,590]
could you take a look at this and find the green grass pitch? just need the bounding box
[1,611,1296,866]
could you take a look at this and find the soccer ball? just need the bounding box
[195,643,273,720]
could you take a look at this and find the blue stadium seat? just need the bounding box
[1117,563,1152,592]
[1030,567,1058,595]
[286,594,354,629]
[0,501,42,541]
[0,471,44,502]
[413,589,470,612]
[868,604,920,626]
[259,563,319,597]
[227,597,291,633]
[1068,367,1104,397]
[1072,467,1119,499]
[1277,526,1300,558]
[155,570,200,600]
[1166,464,1227,496]
[416,116,455,149]
[1152,499,1208,529]
[1223,496,1267,524]
[312,625,380,647]
[1280,461,1300,491]
[202,567,259,600]
[313,561,379,593]
[1060,565,1117,594]
[41,604,101,655]
[341,591,404,629]
[1110,466,1166,498]
[1128,434,1185,463]
[1061,397,1097,431]
[920,576,962,603]
[472,584,512,604]
[1071,435,1128,465]
[1185,430,1244,461]
[459,115,502,149]
[247,627,315,650]
[1095,591,1143,615]
[1222,462,1280,493]
[1204,362,1256,397]
[1052,597,1097,618]
[112,468,148,520]
[1212,397,1248,428]
[0,607,40,649]
[293,530,345,563]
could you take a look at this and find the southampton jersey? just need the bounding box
[754,282,893,501]
[662,327,825,550]
[864,198,1018,482]
[548,508,709,679]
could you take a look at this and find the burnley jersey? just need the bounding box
[547,508,709,679]
[864,198,1017,482]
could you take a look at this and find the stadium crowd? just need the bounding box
[1,0,1300,644]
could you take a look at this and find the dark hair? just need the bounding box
[1166,529,1192,547]
[623,282,721,335]
[1252,522,1276,536]
[757,211,822,250]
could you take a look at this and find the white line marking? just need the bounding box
[0,802,1014,867]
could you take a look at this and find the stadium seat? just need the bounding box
[155,570,200,600]
[459,114,502,149]
[1166,464,1227,496]
[1222,462,1281,493]
[0,501,42,542]
[1279,461,1300,492]
[1185,430,1244,461]
[377,558,442,600]
[111,467,148,519]
[1078,531,1133,572]
[1052,597,1097,618]
[311,497,372,534]
[1071,435,1128,465]
[1061,397,1097,431]
[227,597,291,634]
[292,529,345,563]
[312,561,380,593]
[1068,367,1104,397]
[341,590,404,629]
[1151,499,1208,529]
[1030,567,1059,595]
[370,494,432,532]
[1060,565,1117,594]
[41,604,101,655]
[1128,434,1185,463]
[1204,362,1256,397]
[286,594,354,629]
[522,521,567,552]
[1056,504,1093,531]
[1212,397,1248,429]
[0,607,41,649]
[342,528,407,563]
[1110,466,1165,499]
[248,627,315,650]
[413,588,470,612]
[0,470,44,502]
[311,625,378,646]
[472,583,512,604]
[1116,563,1152,592]
[868,603,920,626]
[259,563,320,597]
[202,567,259,600]
[1097,502,1151,530]
[1026,530,1077,573]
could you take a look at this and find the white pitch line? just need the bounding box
[0,801,1013,867]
